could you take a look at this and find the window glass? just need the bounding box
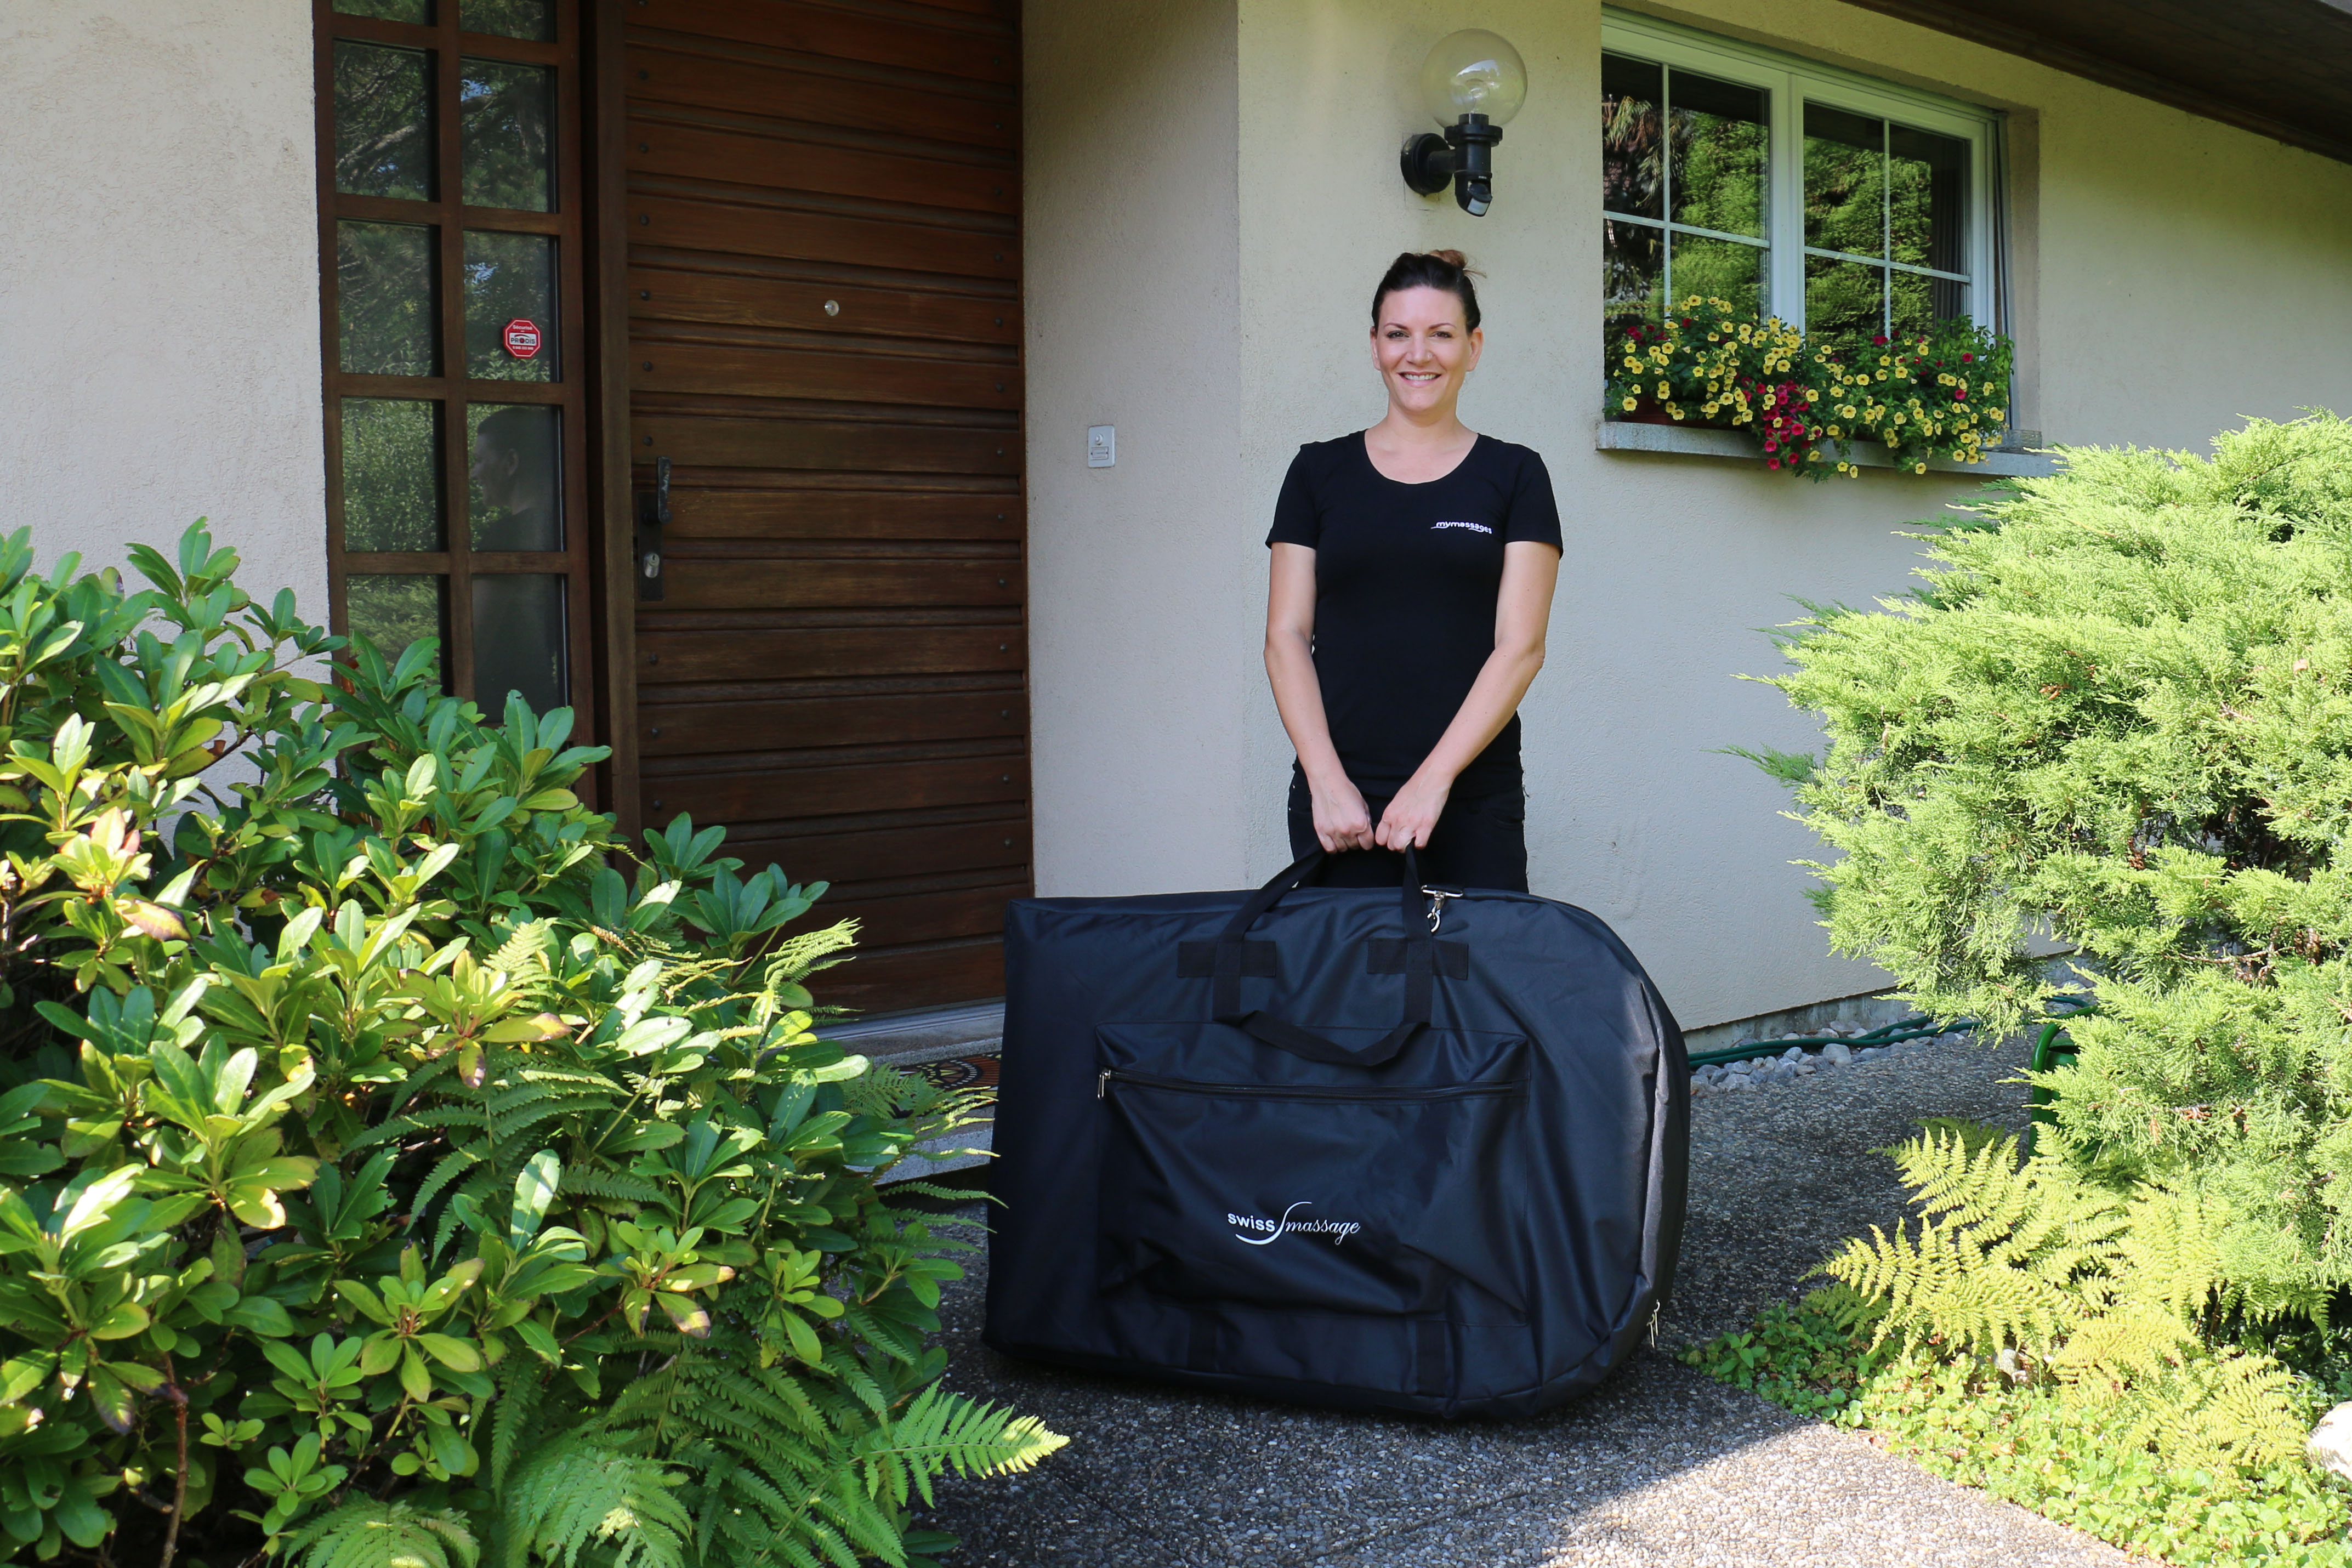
[1601,54,1662,223]
[465,231,557,380]
[336,0,433,24]
[463,0,554,41]
[348,575,447,684]
[342,400,445,552]
[471,575,567,717]
[461,59,555,211]
[333,42,436,201]
[1669,235,1764,320]
[338,221,440,376]
[1804,103,1884,258]
[1603,219,1664,349]
[1804,254,1885,350]
[1669,71,1765,239]
[467,404,563,550]
[1889,124,1969,274]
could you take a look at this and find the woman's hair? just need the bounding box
[1371,249,1483,332]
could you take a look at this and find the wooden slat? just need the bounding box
[652,489,1019,542]
[634,414,1019,473]
[630,266,1019,345]
[635,0,1016,83]
[639,623,1021,680]
[816,939,1004,1013]
[630,118,1016,214]
[642,690,1024,754]
[827,880,1026,947]
[725,816,1029,884]
[628,191,1015,280]
[626,44,1015,149]
[661,558,1019,609]
[643,752,1027,825]
[632,339,1018,410]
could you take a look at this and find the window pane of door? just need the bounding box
[467,404,563,550]
[461,59,555,211]
[1669,235,1764,319]
[1668,71,1766,239]
[334,42,437,201]
[349,574,448,682]
[1804,103,1884,258]
[464,231,557,380]
[342,400,445,551]
[1601,54,1663,221]
[1888,124,1969,275]
[339,221,441,375]
[463,0,554,41]
[337,0,433,19]
[471,575,567,716]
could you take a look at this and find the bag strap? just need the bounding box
[1209,848,1439,1068]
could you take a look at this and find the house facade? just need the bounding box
[10,0,2352,1034]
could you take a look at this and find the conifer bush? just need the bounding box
[0,525,1061,1568]
[1755,412,2352,1478]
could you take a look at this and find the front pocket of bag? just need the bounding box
[1096,1063,1527,1321]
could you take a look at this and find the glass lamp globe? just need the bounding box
[1419,30,1527,127]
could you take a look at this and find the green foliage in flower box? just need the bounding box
[0,524,1060,1568]
[1606,296,2014,479]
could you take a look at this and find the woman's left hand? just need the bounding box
[1376,772,1452,851]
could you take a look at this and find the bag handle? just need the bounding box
[1210,848,1438,1068]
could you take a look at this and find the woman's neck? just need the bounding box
[1364,405,1476,482]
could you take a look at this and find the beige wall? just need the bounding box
[1029,0,2352,1028]
[0,2,325,611]
[1024,0,1251,895]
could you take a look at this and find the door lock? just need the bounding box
[634,455,670,600]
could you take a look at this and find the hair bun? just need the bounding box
[1427,248,1470,270]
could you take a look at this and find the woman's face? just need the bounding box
[1371,285,1482,416]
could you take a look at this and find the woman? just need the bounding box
[1264,250,1561,890]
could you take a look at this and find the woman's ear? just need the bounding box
[1465,326,1485,373]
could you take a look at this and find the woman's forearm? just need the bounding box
[1264,629,1350,788]
[1413,643,1545,787]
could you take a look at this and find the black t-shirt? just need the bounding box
[1266,432,1562,796]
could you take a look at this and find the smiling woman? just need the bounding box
[1262,249,1564,893]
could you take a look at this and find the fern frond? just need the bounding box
[502,1434,690,1568]
[286,1500,479,1568]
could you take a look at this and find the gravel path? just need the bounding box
[912,1030,2132,1567]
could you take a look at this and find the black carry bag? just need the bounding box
[984,849,1689,1418]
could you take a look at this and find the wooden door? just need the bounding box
[612,0,1025,1012]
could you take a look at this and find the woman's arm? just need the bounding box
[1375,540,1563,851]
[1265,543,1376,851]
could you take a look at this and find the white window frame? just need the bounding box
[1601,9,2003,337]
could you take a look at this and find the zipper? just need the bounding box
[1098,1066,1520,1102]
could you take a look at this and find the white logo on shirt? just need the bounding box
[1432,520,1493,534]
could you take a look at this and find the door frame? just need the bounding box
[586,0,641,840]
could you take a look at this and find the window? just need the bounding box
[1601,13,1999,357]
[316,0,593,725]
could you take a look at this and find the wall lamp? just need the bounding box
[1399,30,1528,217]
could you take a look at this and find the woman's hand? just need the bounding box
[1310,775,1378,853]
[1376,771,1453,851]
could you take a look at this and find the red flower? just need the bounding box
[1953,388,1967,400]
[1766,457,1782,469]
[1872,334,1889,346]
[1961,353,1974,362]
[1764,439,1779,452]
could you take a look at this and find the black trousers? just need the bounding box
[1286,768,1529,893]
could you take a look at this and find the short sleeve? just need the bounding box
[1265,446,1322,548]
[1504,450,1563,550]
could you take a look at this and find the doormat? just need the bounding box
[907,1052,1001,1094]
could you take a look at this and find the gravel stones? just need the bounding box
[1690,1029,1974,1096]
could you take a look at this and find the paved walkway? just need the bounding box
[914,1031,2132,1567]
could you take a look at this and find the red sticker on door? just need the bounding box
[502,319,542,359]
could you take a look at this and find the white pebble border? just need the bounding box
[1689,1024,1977,1097]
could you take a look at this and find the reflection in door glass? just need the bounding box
[336,0,433,19]
[471,575,566,717]
[339,221,440,376]
[348,575,447,684]
[334,42,436,200]
[461,59,554,211]
[341,400,445,552]
[467,405,562,550]
[464,231,556,380]
[462,0,554,41]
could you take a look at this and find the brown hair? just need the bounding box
[1371,249,1483,332]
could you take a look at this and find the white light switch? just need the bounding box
[1087,425,1116,467]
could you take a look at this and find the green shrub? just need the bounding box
[0,525,1061,1568]
[1749,412,2352,1483]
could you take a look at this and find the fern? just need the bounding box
[287,1501,479,1568]
[501,1434,691,1568]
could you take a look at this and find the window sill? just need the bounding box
[1595,420,2059,478]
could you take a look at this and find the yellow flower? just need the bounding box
[1670,405,1685,419]
[1913,462,1928,474]
[1703,402,1719,415]
[1878,354,1891,366]
[1656,383,1669,397]
[1622,396,1638,411]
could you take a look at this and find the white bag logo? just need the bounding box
[1228,1201,1363,1247]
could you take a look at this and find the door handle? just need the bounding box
[634,456,671,601]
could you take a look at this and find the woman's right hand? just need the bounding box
[1310,776,1377,853]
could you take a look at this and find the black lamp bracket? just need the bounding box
[1400,114,1503,216]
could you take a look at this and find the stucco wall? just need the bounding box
[0,3,324,610]
[1029,0,2352,1029]
[1024,0,1250,895]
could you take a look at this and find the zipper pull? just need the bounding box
[1097,1070,1110,1100]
